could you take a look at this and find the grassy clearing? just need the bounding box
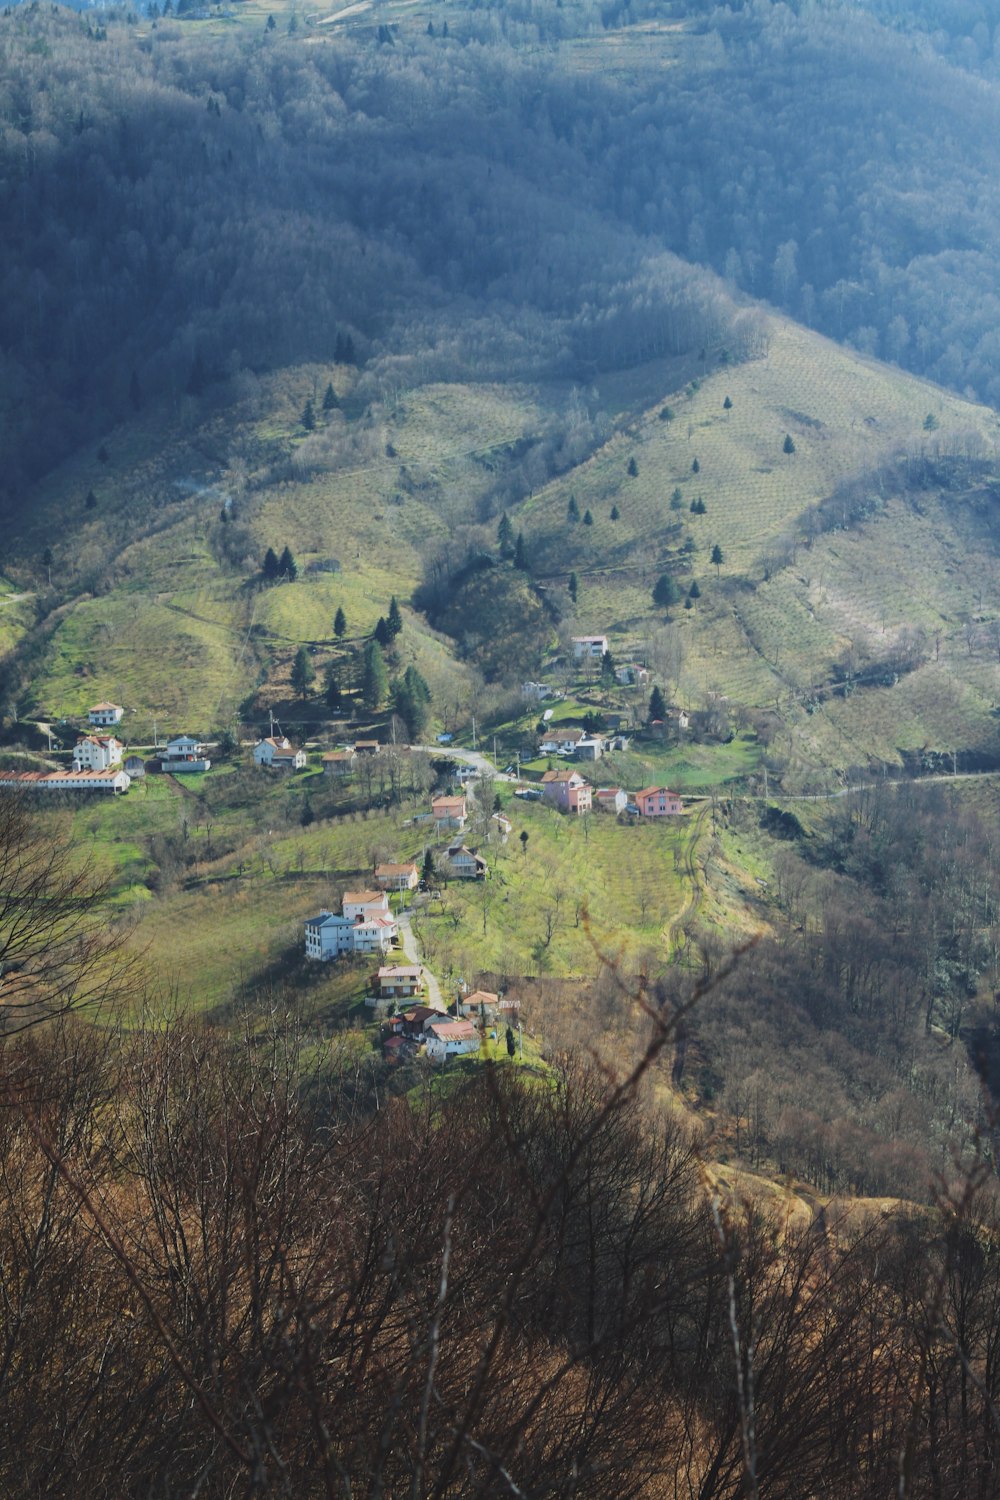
[412,796,691,980]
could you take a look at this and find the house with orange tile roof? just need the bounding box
[633,786,682,817]
[425,1018,479,1061]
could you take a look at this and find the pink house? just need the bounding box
[633,786,682,817]
[541,768,592,815]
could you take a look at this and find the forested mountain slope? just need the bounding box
[6,0,1000,504]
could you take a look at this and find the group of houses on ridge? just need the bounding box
[0,701,217,796]
[381,988,522,1063]
[538,768,684,820]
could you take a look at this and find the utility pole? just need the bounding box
[518,1021,523,1060]
[153,717,158,750]
[471,714,477,752]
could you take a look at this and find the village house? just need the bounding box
[0,767,131,795]
[447,844,488,880]
[87,701,124,728]
[432,794,467,831]
[574,736,604,762]
[395,1005,449,1039]
[73,734,123,772]
[342,889,390,921]
[594,786,628,814]
[572,635,610,660]
[323,749,357,777]
[304,906,398,960]
[161,736,211,772]
[425,1018,479,1061]
[539,726,586,756]
[521,681,554,702]
[372,964,424,1002]
[354,739,382,756]
[633,786,683,817]
[457,989,520,1022]
[541,768,592,815]
[253,735,307,770]
[374,862,420,892]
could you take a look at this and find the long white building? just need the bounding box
[0,768,131,794]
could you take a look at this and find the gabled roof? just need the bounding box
[541,725,584,742]
[375,862,419,877]
[378,965,422,980]
[323,749,357,761]
[89,701,123,712]
[542,768,585,784]
[342,889,387,906]
[428,1020,477,1042]
[635,786,679,799]
[463,989,499,1007]
[432,795,466,812]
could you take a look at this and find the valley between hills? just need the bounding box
[6,0,1000,1489]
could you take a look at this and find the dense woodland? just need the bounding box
[7,0,1000,498]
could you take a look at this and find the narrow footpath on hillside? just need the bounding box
[396,908,445,1010]
[665,802,710,959]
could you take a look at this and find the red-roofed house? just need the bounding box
[595,787,628,814]
[425,1019,479,1061]
[457,990,520,1021]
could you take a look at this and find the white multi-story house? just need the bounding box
[572,635,609,660]
[162,736,211,773]
[304,907,397,960]
[73,735,123,772]
[87,701,124,728]
[253,736,307,769]
[342,889,390,922]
